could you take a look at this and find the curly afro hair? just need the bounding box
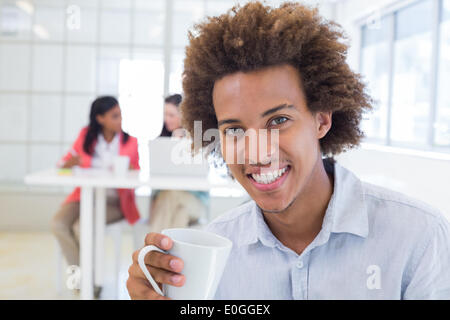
[181,1,373,158]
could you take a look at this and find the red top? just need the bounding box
[59,126,141,225]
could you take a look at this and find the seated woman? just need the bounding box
[149,94,209,233]
[51,96,140,292]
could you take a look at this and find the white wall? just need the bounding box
[336,145,450,222]
[0,0,168,187]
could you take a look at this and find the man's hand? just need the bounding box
[127,232,186,300]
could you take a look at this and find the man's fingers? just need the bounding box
[132,248,183,273]
[145,251,184,273]
[128,262,185,287]
[132,233,183,273]
[144,232,173,250]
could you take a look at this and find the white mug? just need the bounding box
[113,156,130,177]
[138,228,232,300]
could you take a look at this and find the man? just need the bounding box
[126,2,450,299]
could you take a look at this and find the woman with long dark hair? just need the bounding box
[51,96,140,296]
[148,94,209,233]
[159,94,184,137]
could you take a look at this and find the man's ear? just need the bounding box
[316,111,333,140]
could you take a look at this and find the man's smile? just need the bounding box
[246,165,291,192]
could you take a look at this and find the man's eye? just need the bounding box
[270,117,288,126]
[224,128,245,136]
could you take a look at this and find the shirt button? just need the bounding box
[296,260,304,269]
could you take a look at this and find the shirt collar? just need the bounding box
[238,159,369,248]
[97,132,119,146]
[325,161,369,238]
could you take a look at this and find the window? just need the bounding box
[360,0,450,152]
[391,0,433,147]
[119,53,165,177]
[173,0,205,49]
[360,16,391,141]
[436,0,450,146]
[169,50,185,94]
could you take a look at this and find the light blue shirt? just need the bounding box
[204,161,450,300]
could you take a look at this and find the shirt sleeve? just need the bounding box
[130,136,140,170]
[403,215,450,300]
[57,128,84,167]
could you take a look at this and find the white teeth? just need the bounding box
[251,167,288,185]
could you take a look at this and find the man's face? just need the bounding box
[212,64,331,213]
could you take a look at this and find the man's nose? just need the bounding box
[243,132,277,166]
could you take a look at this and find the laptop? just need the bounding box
[148,137,210,177]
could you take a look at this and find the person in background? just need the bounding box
[158,94,187,138]
[51,96,140,297]
[148,94,209,233]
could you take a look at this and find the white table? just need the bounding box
[24,168,243,300]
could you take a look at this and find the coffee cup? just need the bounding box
[113,156,130,177]
[138,228,232,300]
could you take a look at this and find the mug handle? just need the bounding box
[138,245,167,297]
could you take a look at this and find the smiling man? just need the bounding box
[211,64,336,258]
[126,2,450,299]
